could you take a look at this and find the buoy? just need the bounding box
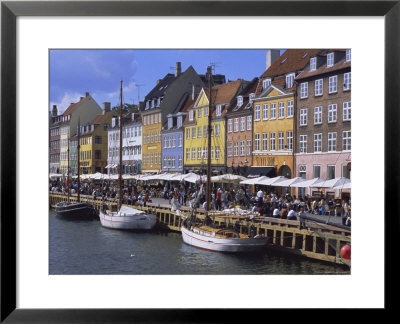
[340,244,351,260]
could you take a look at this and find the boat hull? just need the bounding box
[55,202,98,220]
[181,226,267,252]
[99,211,157,230]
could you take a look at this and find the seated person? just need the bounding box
[287,209,297,220]
[273,208,280,218]
[280,208,288,219]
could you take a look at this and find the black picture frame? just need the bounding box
[1,0,397,321]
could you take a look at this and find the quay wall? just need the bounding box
[49,192,351,267]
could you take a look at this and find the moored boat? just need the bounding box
[55,201,98,220]
[99,205,157,230]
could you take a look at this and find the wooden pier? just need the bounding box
[49,192,351,267]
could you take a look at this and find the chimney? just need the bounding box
[266,49,281,70]
[103,102,111,114]
[86,92,90,97]
[157,79,161,84]
[175,62,181,77]
[80,97,84,100]
[52,105,58,117]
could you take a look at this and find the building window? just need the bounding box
[262,133,268,151]
[287,100,294,117]
[234,118,239,132]
[247,115,252,130]
[346,49,351,62]
[270,103,276,119]
[237,96,243,107]
[186,128,190,139]
[95,136,102,144]
[178,155,182,168]
[315,79,323,96]
[343,101,351,121]
[186,148,190,161]
[328,132,337,152]
[197,147,201,160]
[215,147,220,160]
[263,78,271,89]
[278,132,284,150]
[192,148,195,160]
[327,165,336,179]
[203,125,207,137]
[314,106,322,124]
[343,130,351,151]
[177,116,182,128]
[227,119,233,133]
[314,133,322,152]
[300,108,307,126]
[164,136,168,148]
[197,108,202,118]
[286,73,295,88]
[286,131,293,150]
[215,124,220,136]
[327,52,334,67]
[255,105,261,120]
[210,147,214,160]
[172,136,176,148]
[234,142,239,156]
[344,72,351,91]
[313,165,321,178]
[254,133,260,151]
[270,132,276,151]
[262,104,268,120]
[197,126,202,138]
[342,164,350,179]
[189,110,194,121]
[328,104,337,123]
[216,105,222,116]
[179,134,182,147]
[163,156,167,168]
[299,135,307,153]
[240,141,245,156]
[247,140,252,156]
[300,82,308,98]
[203,147,207,160]
[329,75,337,93]
[310,57,316,71]
[192,127,196,139]
[240,117,245,131]
[227,142,232,157]
[278,102,285,118]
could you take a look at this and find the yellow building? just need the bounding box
[78,109,117,174]
[141,110,162,173]
[183,80,244,174]
[252,84,295,178]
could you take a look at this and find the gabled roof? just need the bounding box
[228,77,259,114]
[260,49,323,79]
[91,110,118,124]
[295,51,351,80]
[63,96,88,116]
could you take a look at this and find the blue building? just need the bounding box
[161,94,195,173]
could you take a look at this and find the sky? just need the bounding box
[50,49,285,114]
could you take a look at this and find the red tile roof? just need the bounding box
[295,56,351,80]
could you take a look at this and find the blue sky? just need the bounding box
[50,49,285,114]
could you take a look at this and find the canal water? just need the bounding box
[49,210,349,275]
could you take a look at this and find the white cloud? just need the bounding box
[50,92,84,114]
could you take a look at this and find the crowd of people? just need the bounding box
[50,179,351,227]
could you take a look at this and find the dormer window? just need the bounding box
[249,93,255,105]
[263,78,271,89]
[157,98,161,107]
[346,49,351,62]
[216,105,222,116]
[168,117,173,129]
[237,96,243,107]
[327,53,334,67]
[189,110,194,121]
[177,116,182,128]
[310,57,316,71]
[145,100,150,110]
[198,108,202,118]
[151,99,156,108]
[286,73,295,88]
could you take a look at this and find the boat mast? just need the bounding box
[206,68,213,213]
[77,117,81,202]
[119,80,123,209]
[67,134,70,202]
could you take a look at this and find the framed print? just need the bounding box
[1,0,397,321]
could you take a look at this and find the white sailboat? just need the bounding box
[181,69,267,252]
[99,80,157,230]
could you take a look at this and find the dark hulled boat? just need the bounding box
[55,201,98,220]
